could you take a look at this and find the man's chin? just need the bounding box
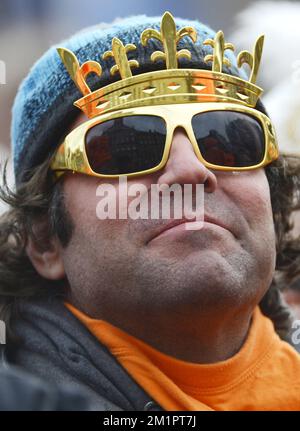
[146,237,237,263]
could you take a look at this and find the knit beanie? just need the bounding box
[11,13,246,186]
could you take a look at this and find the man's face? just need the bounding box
[59,112,276,328]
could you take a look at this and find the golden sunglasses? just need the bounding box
[50,102,279,178]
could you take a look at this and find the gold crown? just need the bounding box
[57,11,265,119]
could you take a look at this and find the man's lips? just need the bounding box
[147,214,234,243]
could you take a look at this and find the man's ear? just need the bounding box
[26,235,65,280]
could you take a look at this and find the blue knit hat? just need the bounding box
[11,14,245,185]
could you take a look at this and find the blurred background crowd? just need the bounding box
[0,0,300,317]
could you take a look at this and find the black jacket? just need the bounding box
[0,365,104,411]
[0,296,163,411]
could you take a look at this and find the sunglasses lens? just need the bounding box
[85,115,166,175]
[192,111,265,168]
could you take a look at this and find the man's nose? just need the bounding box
[157,127,217,193]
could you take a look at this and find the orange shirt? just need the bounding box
[66,304,300,411]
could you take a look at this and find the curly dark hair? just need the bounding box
[1,146,300,342]
[0,155,73,337]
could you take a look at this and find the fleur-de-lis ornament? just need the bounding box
[57,47,102,95]
[237,35,264,84]
[203,31,235,72]
[141,11,197,69]
[103,38,139,79]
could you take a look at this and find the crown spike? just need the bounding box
[237,35,264,84]
[203,31,235,72]
[57,47,102,95]
[103,37,139,79]
[141,11,197,69]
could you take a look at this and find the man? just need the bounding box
[0,12,300,411]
